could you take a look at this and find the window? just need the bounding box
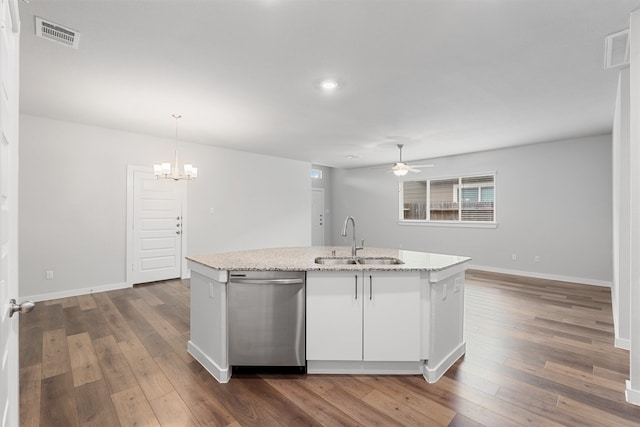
[400,174,495,224]
[430,178,459,221]
[401,181,427,219]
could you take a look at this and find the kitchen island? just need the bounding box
[186,246,470,384]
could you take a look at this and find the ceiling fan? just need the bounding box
[390,144,434,176]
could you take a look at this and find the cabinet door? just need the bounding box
[306,271,363,361]
[363,271,421,361]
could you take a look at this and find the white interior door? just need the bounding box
[312,188,325,246]
[128,167,184,285]
[0,1,20,425]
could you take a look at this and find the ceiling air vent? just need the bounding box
[35,17,80,49]
[604,29,629,69]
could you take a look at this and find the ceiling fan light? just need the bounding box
[393,169,409,177]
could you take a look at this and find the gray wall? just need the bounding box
[19,115,311,299]
[331,134,613,285]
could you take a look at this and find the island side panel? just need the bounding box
[420,273,431,360]
[187,262,230,383]
[423,262,468,383]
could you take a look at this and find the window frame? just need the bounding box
[398,171,498,228]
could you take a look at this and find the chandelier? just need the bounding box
[154,114,198,181]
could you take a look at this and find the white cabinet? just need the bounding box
[306,270,421,363]
[362,271,421,361]
[306,271,362,361]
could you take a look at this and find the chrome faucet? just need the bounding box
[341,216,364,257]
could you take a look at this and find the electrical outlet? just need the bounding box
[534,255,540,263]
[46,270,54,280]
[511,253,517,261]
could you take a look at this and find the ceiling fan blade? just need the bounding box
[408,168,422,173]
[410,164,434,168]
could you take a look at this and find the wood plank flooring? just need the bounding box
[19,270,640,426]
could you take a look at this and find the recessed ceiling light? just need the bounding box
[345,154,360,159]
[320,79,339,91]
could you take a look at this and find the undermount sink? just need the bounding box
[314,256,405,265]
[314,257,358,265]
[356,257,405,265]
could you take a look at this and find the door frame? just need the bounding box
[1,1,20,425]
[126,165,188,287]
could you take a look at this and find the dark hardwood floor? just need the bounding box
[19,270,640,426]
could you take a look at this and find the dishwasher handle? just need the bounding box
[228,278,304,285]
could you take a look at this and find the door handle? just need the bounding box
[9,299,35,318]
[229,278,304,285]
[355,274,358,300]
[369,275,372,300]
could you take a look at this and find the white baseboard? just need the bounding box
[468,264,612,288]
[626,380,640,406]
[188,341,230,383]
[307,360,422,375]
[21,281,130,302]
[423,342,466,383]
[615,337,631,350]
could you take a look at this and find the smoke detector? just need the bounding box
[35,17,80,49]
[604,29,629,69]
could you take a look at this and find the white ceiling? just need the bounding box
[18,0,640,169]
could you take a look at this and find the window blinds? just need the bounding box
[461,175,494,222]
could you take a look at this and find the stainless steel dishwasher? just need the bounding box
[228,271,306,369]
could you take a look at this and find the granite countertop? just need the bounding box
[186,246,471,272]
